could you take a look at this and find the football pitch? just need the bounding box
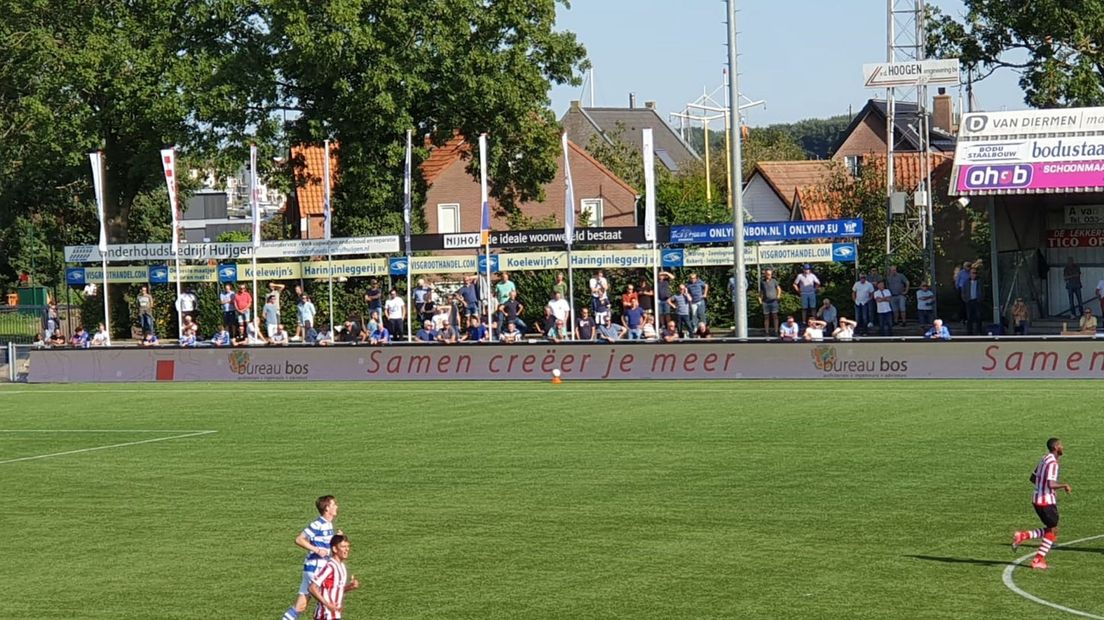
[1,380,1101,619]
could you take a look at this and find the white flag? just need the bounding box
[479,133,490,245]
[89,152,108,252]
[323,140,332,240]
[562,133,575,248]
[642,128,657,242]
[160,148,180,252]
[250,144,261,248]
[403,130,412,252]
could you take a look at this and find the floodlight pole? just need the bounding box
[726,0,747,338]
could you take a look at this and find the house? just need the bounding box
[831,94,957,170]
[743,161,835,222]
[285,143,338,240]
[560,99,699,173]
[791,153,954,220]
[422,135,638,234]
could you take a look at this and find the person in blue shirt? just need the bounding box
[282,496,340,620]
[621,297,646,340]
[210,326,231,347]
[179,328,197,347]
[924,318,952,341]
[369,323,391,345]
[463,316,488,342]
[685,272,710,326]
[416,320,437,343]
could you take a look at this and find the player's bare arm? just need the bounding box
[308,582,340,615]
[295,531,328,557]
[346,576,360,592]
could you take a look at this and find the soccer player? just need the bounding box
[1012,438,1072,570]
[309,534,360,620]
[282,496,340,620]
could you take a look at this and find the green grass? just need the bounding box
[0,381,1101,619]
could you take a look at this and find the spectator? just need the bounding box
[596,316,624,342]
[546,318,569,343]
[593,290,612,326]
[414,278,436,323]
[588,270,609,312]
[458,277,479,319]
[32,333,46,349]
[851,273,874,335]
[575,307,595,342]
[364,279,383,318]
[70,326,90,348]
[916,282,935,328]
[867,268,884,288]
[314,327,334,346]
[385,289,406,338]
[503,290,526,333]
[140,330,159,347]
[833,317,857,341]
[462,316,489,343]
[431,306,450,332]
[874,281,893,336]
[552,272,568,299]
[181,314,199,338]
[961,267,984,335]
[234,283,253,328]
[339,318,361,344]
[179,327,198,348]
[779,316,799,341]
[638,279,655,315]
[641,314,658,341]
[446,292,464,329]
[668,284,693,337]
[137,286,155,335]
[495,272,516,305]
[270,324,289,346]
[176,288,198,333]
[548,291,571,326]
[219,283,237,332]
[954,261,972,324]
[1097,275,1104,318]
[295,294,316,343]
[693,321,711,339]
[500,322,522,343]
[231,326,248,346]
[365,310,381,337]
[1064,257,1084,317]
[248,318,267,345]
[816,298,838,334]
[436,319,459,344]
[803,318,827,342]
[759,269,782,337]
[621,283,638,314]
[885,266,910,326]
[660,319,679,343]
[267,282,286,305]
[89,323,109,347]
[1010,297,1030,335]
[533,305,556,335]
[924,318,952,341]
[211,325,231,347]
[793,264,821,322]
[1079,307,1098,333]
[686,272,709,326]
[622,297,645,340]
[416,320,437,343]
[369,322,391,345]
[262,294,280,339]
[656,271,674,325]
[44,300,59,339]
[49,330,66,347]
[83,281,98,298]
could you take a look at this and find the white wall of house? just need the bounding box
[742,175,791,222]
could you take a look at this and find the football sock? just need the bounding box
[1029,528,1045,539]
[1036,532,1057,559]
[282,608,299,620]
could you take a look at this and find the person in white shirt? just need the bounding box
[833,317,857,341]
[779,316,800,341]
[90,323,110,347]
[916,282,936,328]
[873,281,893,336]
[548,291,571,325]
[295,294,317,342]
[82,282,98,297]
[176,289,198,335]
[384,289,406,339]
[851,274,875,335]
[270,324,289,346]
[803,318,827,342]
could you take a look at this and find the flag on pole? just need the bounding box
[642,128,657,242]
[250,144,261,248]
[403,130,413,252]
[479,134,490,245]
[323,140,332,240]
[89,152,108,252]
[160,148,180,252]
[562,133,576,248]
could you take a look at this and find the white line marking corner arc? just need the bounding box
[1002,533,1104,619]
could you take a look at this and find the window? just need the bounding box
[437,203,460,234]
[844,155,863,178]
[580,198,604,227]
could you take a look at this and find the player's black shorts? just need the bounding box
[1034,504,1059,529]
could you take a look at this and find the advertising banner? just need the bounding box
[955,137,1104,165]
[64,236,400,263]
[1046,228,1104,248]
[670,219,864,244]
[1064,205,1104,225]
[958,107,1104,139]
[953,161,1104,193]
[28,341,1104,383]
[407,226,664,251]
[862,59,960,88]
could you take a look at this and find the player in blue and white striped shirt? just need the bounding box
[282,495,340,620]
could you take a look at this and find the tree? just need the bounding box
[929,1,1104,107]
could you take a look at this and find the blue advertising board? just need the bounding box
[66,268,86,285]
[669,218,864,244]
[217,263,238,283]
[388,257,409,276]
[149,265,170,284]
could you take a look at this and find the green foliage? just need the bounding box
[929,1,1104,107]
[216,230,252,243]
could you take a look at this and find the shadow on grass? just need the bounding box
[906,554,1015,567]
[1056,546,1104,556]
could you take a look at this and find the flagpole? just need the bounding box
[643,128,658,330]
[250,144,260,333]
[562,133,576,339]
[403,130,414,342]
[323,139,334,336]
[479,134,492,333]
[90,152,111,344]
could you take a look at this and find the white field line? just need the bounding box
[1002,533,1104,619]
[0,430,217,465]
[0,429,215,433]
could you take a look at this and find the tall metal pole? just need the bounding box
[726,0,747,338]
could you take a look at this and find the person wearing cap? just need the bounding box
[916,282,936,329]
[1010,297,1030,335]
[793,264,821,322]
[1078,307,1098,334]
[852,272,875,335]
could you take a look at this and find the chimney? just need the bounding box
[570,100,581,109]
[644,100,656,110]
[933,88,953,133]
[628,93,636,109]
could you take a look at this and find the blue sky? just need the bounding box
[548,0,1027,127]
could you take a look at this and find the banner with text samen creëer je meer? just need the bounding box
[63,236,400,263]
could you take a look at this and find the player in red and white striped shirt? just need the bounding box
[1011,438,1072,570]
[309,534,360,620]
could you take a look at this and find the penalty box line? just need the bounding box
[1002,533,1104,620]
[0,430,217,465]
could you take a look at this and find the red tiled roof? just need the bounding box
[752,161,834,209]
[290,143,339,216]
[793,153,955,221]
[421,135,470,185]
